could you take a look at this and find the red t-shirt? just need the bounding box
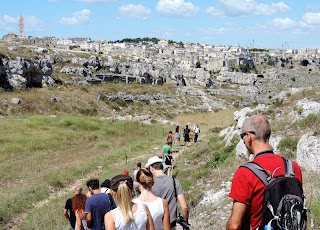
[229,153,302,229]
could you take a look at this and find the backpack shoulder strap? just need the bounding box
[241,162,270,186]
[283,157,295,177]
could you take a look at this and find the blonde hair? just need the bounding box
[111,175,134,224]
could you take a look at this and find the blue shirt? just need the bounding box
[85,193,116,230]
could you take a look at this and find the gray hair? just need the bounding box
[242,115,271,142]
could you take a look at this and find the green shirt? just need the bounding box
[162,144,171,156]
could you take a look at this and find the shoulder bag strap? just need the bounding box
[241,162,270,186]
[172,177,179,217]
[283,157,295,177]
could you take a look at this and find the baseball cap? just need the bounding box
[145,156,164,168]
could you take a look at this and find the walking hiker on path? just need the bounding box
[174,126,180,146]
[193,124,200,143]
[104,174,155,230]
[146,156,189,229]
[183,125,190,146]
[226,115,303,230]
[132,162,142,196]
[163,141,172,158]
[164,151,174,176]
[101,179,111,194]
[167,131,173,146]
[85,178,116,230]
[72,192,87,230]
[132,168,171,230]
[64,186,83,230]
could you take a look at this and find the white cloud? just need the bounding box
[1,15,17,24]
[156,0,198,17]
[207,0,290,17]
[0,15,44,32]
[219,0,255,16]
[302,12,320,25]
[255,2,290,15]
[0,15,16,30]
[59,9,91,25]
[205,7,224,17]
[272,17,296,29]
[119,4,151,19]
[24,16,45,31]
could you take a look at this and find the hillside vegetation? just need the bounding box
[1,85,320,229]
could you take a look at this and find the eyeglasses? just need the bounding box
[240,131,256,139]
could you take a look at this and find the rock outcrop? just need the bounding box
[296,133,320,172]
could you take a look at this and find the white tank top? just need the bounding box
[133,197,164,230]
[111,203,148,230]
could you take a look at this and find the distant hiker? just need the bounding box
[85,178,116,230]
[64,186,82,230]
[104,174,155,230]
[162,141,172,158]
[133,168,171,230]
[188,130,194,144]
[146,156,189,229]
[226,115,303,230]
[174,126,180,146]
[167,131,173,146]
[164,151,174,176]
[72,192,88,230]
[123,169,129,175]
[133,162,142,196]
[193,124,200,143]
[183,125,190,146]
[101,179,111,194]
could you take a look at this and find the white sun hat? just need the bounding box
[145,156,164,168]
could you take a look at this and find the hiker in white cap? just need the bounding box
[145,156,189,229]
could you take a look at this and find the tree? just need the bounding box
[195,60,201,68]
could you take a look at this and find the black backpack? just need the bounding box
[242,158,313,230]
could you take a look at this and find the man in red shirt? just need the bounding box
[226,115,302,230]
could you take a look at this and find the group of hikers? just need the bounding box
[64,156,189,230]
[64,115,309,230]
[167,124,201,148]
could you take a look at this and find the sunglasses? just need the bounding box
[240,131,256,139]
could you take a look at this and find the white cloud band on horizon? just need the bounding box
[156,0,198,17]
[119,4,151,19]
[59,9,90,25]
[0,15,44,32]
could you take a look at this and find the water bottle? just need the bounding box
[264,225,273,230]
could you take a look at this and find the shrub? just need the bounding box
[291,113,320,135]
[272,98,283,107]
[277,136,299,159]
[205,142,236,168]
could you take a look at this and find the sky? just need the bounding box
[1,0,320,49]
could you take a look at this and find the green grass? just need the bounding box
[310,197,320,228]
[0,115,168,226]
